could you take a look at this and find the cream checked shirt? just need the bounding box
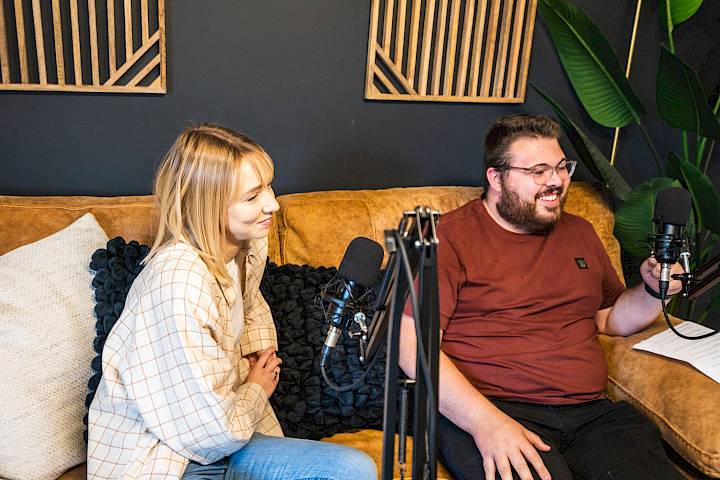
[87,238,282,479]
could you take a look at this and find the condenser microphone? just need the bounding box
[320,237,383,366]
[653,187,691,299]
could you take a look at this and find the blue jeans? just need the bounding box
[181,433,377,480]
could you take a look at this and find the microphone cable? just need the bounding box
[320,328,385,392]
[661,298,719,340]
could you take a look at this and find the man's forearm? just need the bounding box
[601,283,663,336]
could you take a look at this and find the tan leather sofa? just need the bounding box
[1,183,718,479]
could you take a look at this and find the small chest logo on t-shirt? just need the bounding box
[575,257,589,269]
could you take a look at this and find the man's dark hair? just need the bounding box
[483,114,561,184]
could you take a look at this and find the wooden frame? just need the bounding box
[365,0,538,103]
[0,0,166,94]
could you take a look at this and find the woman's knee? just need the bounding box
[329,446,377,480]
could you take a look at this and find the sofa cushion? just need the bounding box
[0,214,109,480]
[322,430,452,479]
[56,464,86,480]
[600,319,720,477]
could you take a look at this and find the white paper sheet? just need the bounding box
[633,321,720,384]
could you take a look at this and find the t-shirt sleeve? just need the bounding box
[588,225,626,310]
[403,228,465,331]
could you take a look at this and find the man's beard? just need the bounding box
[496,178,565,234]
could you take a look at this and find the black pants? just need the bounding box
[438,398,682,480]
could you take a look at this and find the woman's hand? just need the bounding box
[244,346,282,396]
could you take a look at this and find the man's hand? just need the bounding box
[473,408,552,480]
[640,256,683,297]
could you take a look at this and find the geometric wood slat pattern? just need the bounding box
[365,0,537,103]
[0,0,165,93]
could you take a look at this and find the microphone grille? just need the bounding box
[337,237,384,287]
[654,187,691,226]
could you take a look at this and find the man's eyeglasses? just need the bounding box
[499,160,577,185]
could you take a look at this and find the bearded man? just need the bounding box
[399,114,683,480]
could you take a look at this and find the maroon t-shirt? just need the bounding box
[405,198,625,404]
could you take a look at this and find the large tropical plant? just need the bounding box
[534,0,720,319]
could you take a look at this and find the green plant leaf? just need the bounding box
[657,47,720,139]
[531,83,632,201]
[614,177,681,258]
[659,0,704,31]
[538,0,646,127]
[667,152,720,233]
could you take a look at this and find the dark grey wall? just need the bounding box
[0,0,717,196]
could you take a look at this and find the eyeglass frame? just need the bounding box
[496,159,578,185]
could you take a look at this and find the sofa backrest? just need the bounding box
[0,195,159,256]
[272,186,481,267]
[0,182,622,278]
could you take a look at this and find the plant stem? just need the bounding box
[663,0,686,170]
[664,0,675,53]
[697,136,706,166]
[638,123,663,174]
[704,140,717,175]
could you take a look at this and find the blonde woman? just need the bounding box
[88,124,377,480]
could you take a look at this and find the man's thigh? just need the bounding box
[562,400,682,480]
[438,414,573,480]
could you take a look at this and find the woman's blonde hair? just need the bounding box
[145,123,274,286]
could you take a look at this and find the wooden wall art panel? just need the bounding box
[0,0,165,93]
[365,0,537,103]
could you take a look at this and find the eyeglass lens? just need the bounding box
[533,161,576,184]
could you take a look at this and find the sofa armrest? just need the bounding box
[599,318,720,478]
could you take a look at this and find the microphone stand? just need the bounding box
[683,251,720,301]
[376,207,441,480]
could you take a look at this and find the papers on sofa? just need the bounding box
[633,321,720,384]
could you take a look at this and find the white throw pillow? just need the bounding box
[0,213,109,480]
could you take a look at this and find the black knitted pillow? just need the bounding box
[86,238,385,442]
[260,263,385,439]
[84,237,149,442]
